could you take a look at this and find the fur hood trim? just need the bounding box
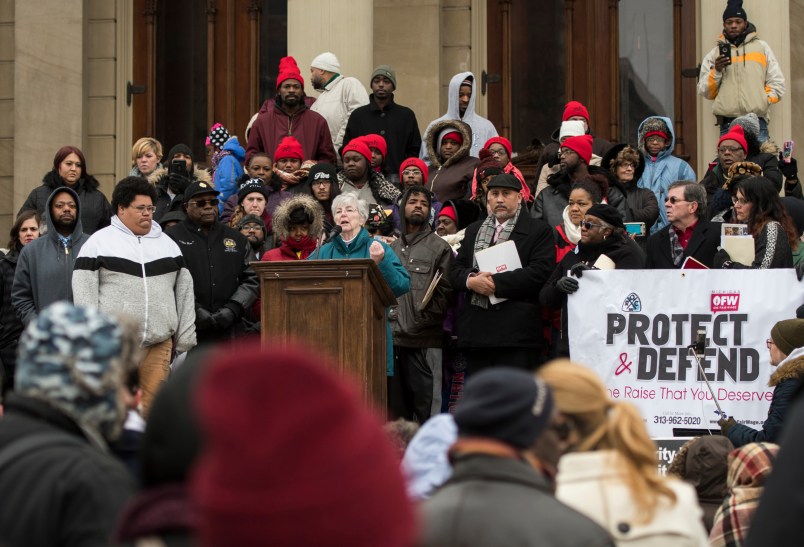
[147,165,212,186]
[769,353,804,387]
[425,119,473,169]
[270,194,324,241]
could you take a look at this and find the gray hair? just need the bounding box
[669,180,707,218]
[331,192,369,223]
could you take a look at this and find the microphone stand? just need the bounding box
[687,346,728,421]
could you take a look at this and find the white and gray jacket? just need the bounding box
[73,216,196,352]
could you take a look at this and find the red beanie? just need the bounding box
[562,134,594,164]
[276,56,304,89]
[399,157,429,181]
[273,136,304,161]
[342,138,373,163]
[484,136,512,157]
[441,131,463,145]
[718,124,748,154]
[192,340,416,547]
[438,205,457,222]
[362,134,387,159]
[645,130,670,142]
[562,100,590,123]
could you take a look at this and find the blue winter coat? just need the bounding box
[214,138,246,214]
[636,116,696,234]
[313,228,410,375]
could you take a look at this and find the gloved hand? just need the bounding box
[168,173,191,194]
[569,262,594,278]
[556,276,580,294]
[212,307,236,330]
[714,248,732,269]
[779,154,798,181]
[195,307,215,330]
[718,416,737,435]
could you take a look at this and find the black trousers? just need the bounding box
[464,347,542,375]
[390,347,442,424]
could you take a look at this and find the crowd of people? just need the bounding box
[0,1,803,544]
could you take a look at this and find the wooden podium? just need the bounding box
[250,259,397,409]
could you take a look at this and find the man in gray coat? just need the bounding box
[420,367,614,547]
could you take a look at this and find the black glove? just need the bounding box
[714,248,732,269]
[196,307,215,330]
[718,416,737,435]
[168,173,191,194]
[569,262,593,278]
[212,307,236,330]
[556,276,580,294]
[779,154,798,181]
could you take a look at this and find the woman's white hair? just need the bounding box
[331,192,369,223]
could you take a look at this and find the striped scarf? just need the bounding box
[470,203,521,309]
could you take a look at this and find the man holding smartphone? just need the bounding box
[697,0,784,143]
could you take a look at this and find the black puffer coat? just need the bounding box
[18,171,112,234]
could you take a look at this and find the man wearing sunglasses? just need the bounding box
[166,180,258,348]
[73,177,197,416]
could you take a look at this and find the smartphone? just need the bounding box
[783,140,795,163]
[718,43,732,65]
[624,222,646,237]
[169,158,189,179]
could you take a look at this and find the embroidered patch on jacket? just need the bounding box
[223,238,238,252]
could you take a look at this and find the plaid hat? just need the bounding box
[208,123,230,148]
[16,302,139,443]
[586,203,625,230]
[183,180,220,202]
[274,136,304,162]
[454,367,554,450]
[237,178,269,204]
[563,100,590,123]
[771,319,804,356]
[191,340,415,547]
[277,56,304,89]
[371,65,397,88]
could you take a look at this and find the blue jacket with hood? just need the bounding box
[636,116,696,234]
[213,137,245,214]
[12,187,89,325]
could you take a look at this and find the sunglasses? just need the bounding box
[665,197,689,205]
[580,220,606,230]
[189,198,220,208]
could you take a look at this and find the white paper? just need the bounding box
[593,253,615,270]
[475,240,522,305]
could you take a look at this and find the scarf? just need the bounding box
[668,226,685,267]
[561,206,582,244]
[210,149,229,173]
[470,203,522,309]
[283,235,318,259]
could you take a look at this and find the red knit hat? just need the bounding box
[192,340,416,547]
[342,138,372,163]
[273,136,304,161]
[399,157,429,181]
[561,134,594,164]
[362,134,387,159]
[438,205,457,222]
[718,124,748,154]
[562,100,590,123]
[276,56,304,89]
[645,130,670,142]
[441,131,463,145]
[484,136,512,157]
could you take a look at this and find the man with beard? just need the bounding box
[12,187,89,325]
[697,0,784,142]
[238,214,272,261]
[309,52,369,154]
[246,56,335,164]
[390,186,452,422]
[449,174,555,373]
[343,65,421,184]
[166,181,258,347]
[337,138,400,207]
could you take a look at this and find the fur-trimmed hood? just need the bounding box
[637,116,676,160]
[769,348,804,387]
[270,193,324,242]
[425,120,473,169]
[147,165,212,187]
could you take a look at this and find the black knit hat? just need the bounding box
[586,203,625,231]
[307,163,337,184]
[771,319,804,356]
[454,368,554,450]
[723,0,747,21]
[237,178,269,204]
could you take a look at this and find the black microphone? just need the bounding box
[694,329,707,356]
[323,225,342,244]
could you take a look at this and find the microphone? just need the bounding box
[694,328,706,356]
[323,225,342,244]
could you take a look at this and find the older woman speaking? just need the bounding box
[314,192,410,377]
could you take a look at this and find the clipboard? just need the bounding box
[475,240,522,304]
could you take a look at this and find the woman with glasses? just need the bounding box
[539,360,710,546]
[540,203,644,357]
[603,144,658,241]
[714,176,797,269]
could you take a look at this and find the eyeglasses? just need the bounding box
[580,220,606,230]
[489,148,508,157]
[665,197,689,204]
[241,224,263,232]
[719,145,743,154]
[130,205,156,215]
[558,148,576,157]
[401,169,421,177]
[732,196,749,206]
[313,180,331,187]
[766,338,775,348]
[188,198,220,208]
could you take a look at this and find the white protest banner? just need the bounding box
[567,269,804,437]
